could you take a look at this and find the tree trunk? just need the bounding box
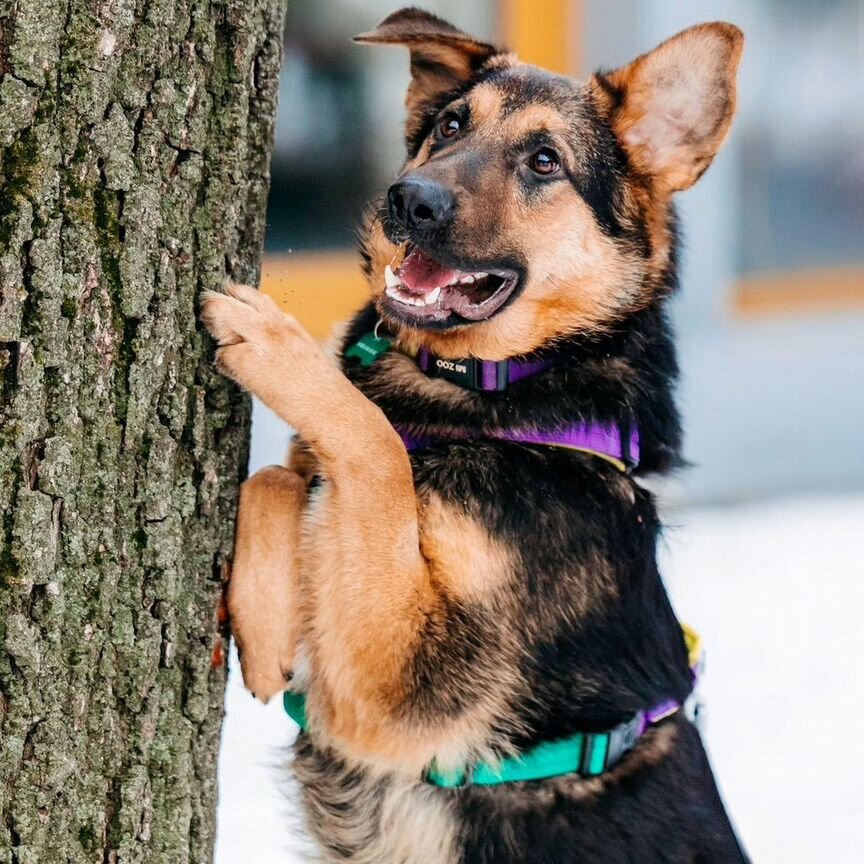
[0,1,286,861]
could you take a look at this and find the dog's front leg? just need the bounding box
[203,285,512,771]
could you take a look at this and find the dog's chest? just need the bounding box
[292,740,461,864]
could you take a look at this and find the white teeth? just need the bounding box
[384,261,491,311]
[385,283,441,307]
[384,265,400,288]
[384,284,422,306]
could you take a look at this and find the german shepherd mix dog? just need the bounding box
[203,8,747,862]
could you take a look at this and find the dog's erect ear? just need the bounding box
[355,8,503,146]
[596,23,744,194]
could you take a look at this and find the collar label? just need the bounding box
[431,356,475,387]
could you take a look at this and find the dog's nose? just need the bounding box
[388,177,456,232]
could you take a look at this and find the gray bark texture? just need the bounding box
[0,1,286,861]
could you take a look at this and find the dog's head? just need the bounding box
[356,8,743,359]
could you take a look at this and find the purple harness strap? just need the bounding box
[398,421,640,470]
[408,346,640,469]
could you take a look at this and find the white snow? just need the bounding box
[658,495,864,863]
[215,490,864,863]
[214,643,308,864]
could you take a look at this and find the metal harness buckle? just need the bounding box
[605,711,645,770]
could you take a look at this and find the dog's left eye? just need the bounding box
[528,148,560,176]
[437,114,461,139]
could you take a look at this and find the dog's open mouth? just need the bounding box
[381,245,520,324]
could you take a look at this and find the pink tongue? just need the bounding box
[397,249,460,294]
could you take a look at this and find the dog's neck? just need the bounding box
[342,301,682,475]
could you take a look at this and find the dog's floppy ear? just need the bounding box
[355,8,503,147]
[596,23,744,194]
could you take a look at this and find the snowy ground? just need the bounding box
[214,462,863,862]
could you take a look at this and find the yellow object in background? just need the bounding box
[260,251,368,340]
[501,0,580,74]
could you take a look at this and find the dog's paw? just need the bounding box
[231,589,297,701]
[234,636,295,704]
[228,562,298,705]
[201,283,324,410]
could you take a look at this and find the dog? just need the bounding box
[203,8,747,862]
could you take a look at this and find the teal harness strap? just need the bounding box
[426,734,591,788]
[283,691,308,729]
[282,691,654,788]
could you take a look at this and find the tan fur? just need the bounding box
[599,23,744,193]
[286,438,320,486]
[299,478,523,774]
[520,192,646,338]
[463,81,504,127]
[494,100,573,141]
[294,750,460,864]
[420,493,517,602]
[229,465,305,702]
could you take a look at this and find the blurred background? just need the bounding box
[216,1,864,862]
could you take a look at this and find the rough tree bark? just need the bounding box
[0,1,286,861]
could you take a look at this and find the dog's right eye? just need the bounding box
[437,114,461,139]
[528,148,560,176]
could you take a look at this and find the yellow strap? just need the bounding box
[681,622,704,669]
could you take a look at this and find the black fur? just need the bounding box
[459,718,745,863]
